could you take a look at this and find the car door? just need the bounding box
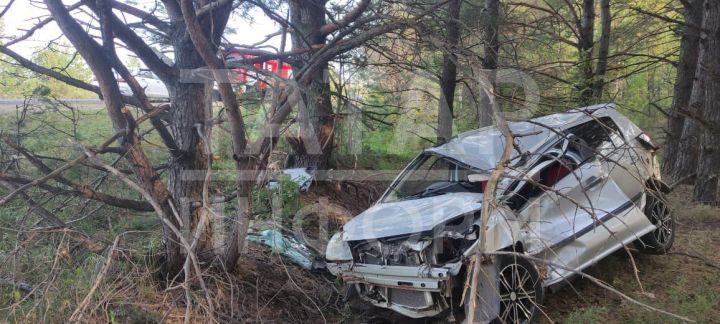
[596,117,646,200]
[518,118,646,285]
[584,117,654,264]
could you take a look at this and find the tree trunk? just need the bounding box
[166,38,214,256]
[164,3,238,261]
[287,0,334,169]
[693,0,720,203]
[437,0,461,143]
[44,0,185,274]
[671,0,710,185]
[663,0,703,180]
[578,0,595,105]
[478,0,499,128]
[591,0,611,101]
[672,78,704,184]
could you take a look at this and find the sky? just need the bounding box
[1,0,282,63]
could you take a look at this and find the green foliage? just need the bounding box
[0,43,94,99]
[253,175,302,229]
[0,109,113,158]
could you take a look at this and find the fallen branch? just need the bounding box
[493,251,696,323]
[0,135,117,208]
[69,234,120,322]
[0,103,169,208]
[669,173,696,189]
[82,149,216,318]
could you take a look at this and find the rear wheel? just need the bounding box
[634,190,675,254]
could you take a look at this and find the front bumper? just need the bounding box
[337,262,462,318]
[341,263,450,291]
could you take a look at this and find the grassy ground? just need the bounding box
[543,186,720,323]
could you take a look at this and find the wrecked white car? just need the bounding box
[325,104,674,322]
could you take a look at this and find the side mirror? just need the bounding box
[636,133,658,151]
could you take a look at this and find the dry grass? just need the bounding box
[0,234,343,323]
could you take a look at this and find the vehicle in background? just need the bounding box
[119,70,168,101]
[95,69,221,102]
[223,50,292,91]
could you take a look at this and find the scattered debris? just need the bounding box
[267,168,314,191]
[246,229,325,270]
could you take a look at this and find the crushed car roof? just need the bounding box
[425,103,631,170]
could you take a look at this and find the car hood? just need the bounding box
[342,192,484,241]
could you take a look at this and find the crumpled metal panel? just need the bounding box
[267,167,313,191]
[425,122,555,171]
[424,103,640,172]
[342,192,483,241]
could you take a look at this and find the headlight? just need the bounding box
[325,232,352,261]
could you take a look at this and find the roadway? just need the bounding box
[0,98,105,114]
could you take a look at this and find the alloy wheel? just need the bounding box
[498,260,539,323]
[650,198,673,246]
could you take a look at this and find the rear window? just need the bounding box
[567,117,621,149]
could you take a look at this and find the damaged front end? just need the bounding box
[324,152,524,319]
[327,213,484,318]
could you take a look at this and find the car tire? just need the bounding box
[495,254,544,324]
[634,190,675,254]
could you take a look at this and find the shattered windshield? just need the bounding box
[383,154,485,203]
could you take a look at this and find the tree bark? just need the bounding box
[693,0,720,203]
[168,0,237,260]
[672,78,704,185]
[478,0,500,128]
[671,0,710,185]
[176,0,257,273]
[287,0,334,169]
[591,0,611,101]
[663,0,703,180]
[437,0,461,143]
[578,0,595,105]
[166,55,213,256]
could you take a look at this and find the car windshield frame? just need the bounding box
[381,153,486,203]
